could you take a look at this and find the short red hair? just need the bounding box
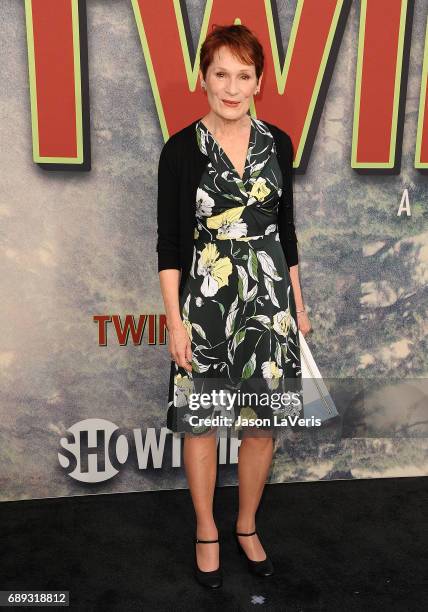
[200,24,264,81]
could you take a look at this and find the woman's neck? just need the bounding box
[201,111,251,138]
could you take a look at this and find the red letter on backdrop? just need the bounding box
[352,0,414,171]
[24,0,90,169]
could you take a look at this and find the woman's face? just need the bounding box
[200,45,262,120]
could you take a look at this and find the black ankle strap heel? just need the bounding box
[194,536,222,588]
[195,537,219,544]
[235,526,275,577]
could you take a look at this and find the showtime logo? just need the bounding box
[58,418,239,483]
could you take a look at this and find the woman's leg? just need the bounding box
[236,430,274,561]
[183,428,219,571]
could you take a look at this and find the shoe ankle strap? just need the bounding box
[236,530,257,536]
[195,537,219,543]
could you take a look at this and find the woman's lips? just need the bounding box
[223,100,240,107]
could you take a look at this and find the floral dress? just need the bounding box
[167,116,302,437]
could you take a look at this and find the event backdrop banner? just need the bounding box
[0,0,427,502]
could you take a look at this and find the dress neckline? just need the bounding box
[196,116,255,182]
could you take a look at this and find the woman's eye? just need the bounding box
[215,72,250,79]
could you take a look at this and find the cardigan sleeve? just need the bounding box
[277,132,299,268]
[156,139,181,272]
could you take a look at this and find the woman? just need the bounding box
[157,24,312,588]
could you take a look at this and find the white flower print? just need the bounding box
[206,206,248,240]
[196,188,215,217]
[217,220,247,240]
[174,373,193,407]
[273,309,294,337]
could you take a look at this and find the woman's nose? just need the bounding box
[225,79,240,95]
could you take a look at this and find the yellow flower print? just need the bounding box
[250,177,271,202]
[206,206,247,240]
[272,309,292,337]
[240,406,258,420]
[194,227,199,239]
[197,242,233,297]
[261,360,283,389]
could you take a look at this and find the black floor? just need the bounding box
[1,477,427,611]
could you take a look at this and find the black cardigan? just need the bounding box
[156,118,298,296]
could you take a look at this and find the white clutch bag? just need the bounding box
[299,331,339,423]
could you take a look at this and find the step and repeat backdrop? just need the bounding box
[1,0,427,502]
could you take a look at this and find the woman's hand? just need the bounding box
[168,321,193,372]
[297,310,312,337]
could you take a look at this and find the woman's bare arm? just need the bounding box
[159,269,192,372]
[288,264,312,336]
